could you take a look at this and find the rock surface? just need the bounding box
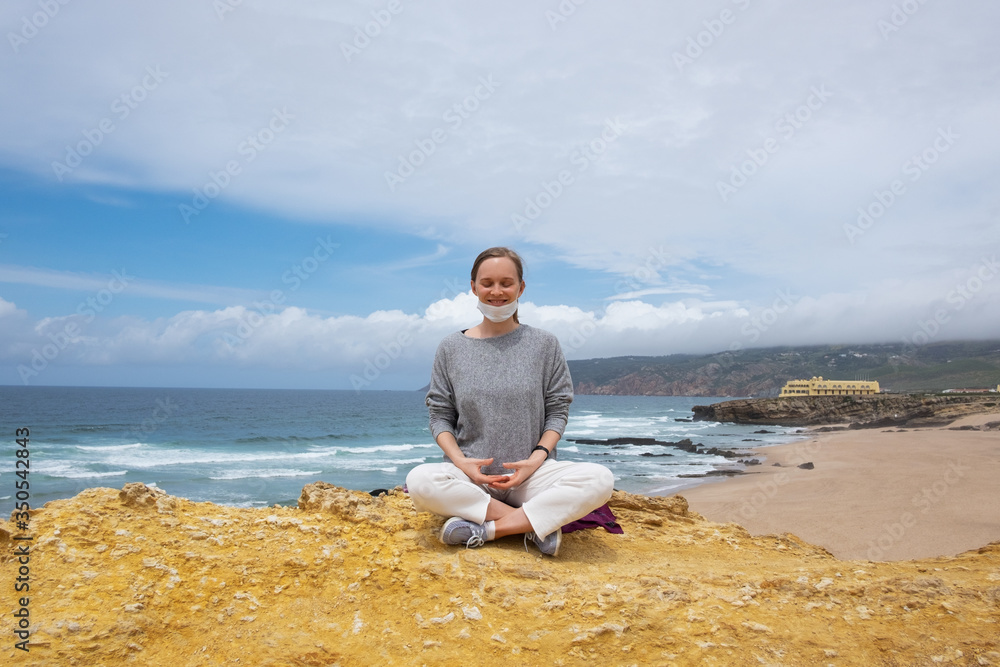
[692,393,1000,427]
[2,482,999,665]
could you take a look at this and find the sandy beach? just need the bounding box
[683,411,1000,561]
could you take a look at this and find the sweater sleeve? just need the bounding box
[542,337,574,436]
[425,339,458,440]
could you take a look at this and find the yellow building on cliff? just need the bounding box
[779,376,880,396]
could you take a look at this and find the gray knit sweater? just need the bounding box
[426,324,574,475]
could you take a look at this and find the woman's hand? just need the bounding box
[490,433,558,490]
[454,456,511,487]
[487,453,546,490]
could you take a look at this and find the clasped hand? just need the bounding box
[455,455,543,490]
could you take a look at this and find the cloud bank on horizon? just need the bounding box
[1,0,998,389]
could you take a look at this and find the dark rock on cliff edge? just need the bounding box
[691,394,1000,428]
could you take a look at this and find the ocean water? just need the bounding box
[0,387,805,509]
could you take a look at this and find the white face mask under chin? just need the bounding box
[477,298,519,323]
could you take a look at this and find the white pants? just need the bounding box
[405,459,615,540]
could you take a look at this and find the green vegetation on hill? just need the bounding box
[568,340,1000,396]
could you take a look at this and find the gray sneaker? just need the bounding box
[525,529,562,556]
[439,517,488,548]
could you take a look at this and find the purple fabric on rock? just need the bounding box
[561,502,623,534]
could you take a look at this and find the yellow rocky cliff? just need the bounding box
[2,482,999,666]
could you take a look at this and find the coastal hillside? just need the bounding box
[2,482,998,665]
[569,339,1000,396]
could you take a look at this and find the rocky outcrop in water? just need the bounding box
[564,437,751,460]
[692,393,1000,427]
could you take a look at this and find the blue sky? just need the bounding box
[1,0,998,389]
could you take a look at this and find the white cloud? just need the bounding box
[0,264,269,305]
[606,284,712,300]
[2,1,999,386]
[0,297,23,318]
[5,2,997,286]
[4,264,998,387]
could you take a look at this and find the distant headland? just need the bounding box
[568,339,1000,396]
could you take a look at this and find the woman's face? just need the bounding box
[471,257,524,306]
